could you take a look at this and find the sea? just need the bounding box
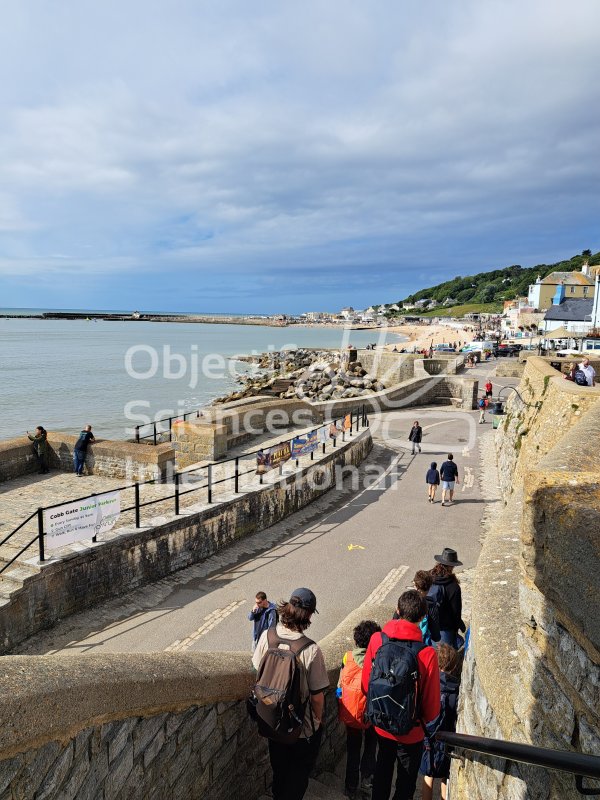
[0,313,402,441]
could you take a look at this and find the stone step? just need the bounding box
[0,572,25,597]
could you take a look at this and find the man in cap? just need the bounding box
[252,588,329,800]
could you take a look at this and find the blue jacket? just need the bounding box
[248,602,277,643]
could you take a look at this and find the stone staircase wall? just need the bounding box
[453,357,600,799]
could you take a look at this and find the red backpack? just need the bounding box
[338,651,369,729]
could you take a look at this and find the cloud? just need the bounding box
[0,0,599,311]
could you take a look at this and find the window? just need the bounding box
[583,287,589,296]
[570,286,575,294]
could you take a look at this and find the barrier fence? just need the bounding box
[0,406,369,572]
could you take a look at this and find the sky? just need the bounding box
[0,0,599,314]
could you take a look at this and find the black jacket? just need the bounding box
[429,576,465,633]
[409,425,422,443]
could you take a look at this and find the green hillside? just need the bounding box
[383,249,599,316]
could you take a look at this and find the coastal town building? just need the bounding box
[527,266,595,310]
[543,273,600,335]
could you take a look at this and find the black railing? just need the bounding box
[1,406,369,569]
[436,731,600,796]
[134,408,203,444]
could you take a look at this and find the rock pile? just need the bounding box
[213,349,386,404]
[288,359,385,401]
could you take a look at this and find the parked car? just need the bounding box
[493,344,522,357]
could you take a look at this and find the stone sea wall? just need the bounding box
[0,434,174,483]
[454,357,600,799]
[0,429,372,655]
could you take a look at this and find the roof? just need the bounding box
[544,298,594,321]
[541,271,594,286]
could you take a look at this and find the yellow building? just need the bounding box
[527,268,596,311]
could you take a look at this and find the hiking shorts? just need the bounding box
[442,480,455,490]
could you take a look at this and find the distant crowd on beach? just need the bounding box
[247,546,466,800]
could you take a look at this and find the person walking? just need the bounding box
[73,424,95,476]
[425,462,440,503]
[439,454,459,507]
[27,426,49,474]
[477,397,486,424]
[338,620,381,799]
[248,591,277,651]
[251,588,329,800]
[428,549,465,648]
[408,421,422,455]
[484,380,493,399]
[362,591,440,800]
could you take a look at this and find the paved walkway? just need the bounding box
[15,404,489,656]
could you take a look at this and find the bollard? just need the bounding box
[175,472,180,515]
[135,483,140,528]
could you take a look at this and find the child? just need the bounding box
[420,643,461,800]
[425,461,440,503]
[338,620,381,799]
[393,571,440,645]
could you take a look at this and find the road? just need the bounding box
[15,364,511,656]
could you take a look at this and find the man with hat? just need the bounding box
[429,549,465,648]
[252,588,329,800]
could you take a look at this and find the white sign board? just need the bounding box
[43,491,121,551]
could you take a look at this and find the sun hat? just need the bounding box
[434,548,463,567]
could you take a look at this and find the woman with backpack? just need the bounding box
[419,643,461,800]
[428,549,465,649]
[338,620,381,799]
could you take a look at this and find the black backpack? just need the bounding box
[574,369,588,386]
[366,634,425,735]
[248,627,313,743]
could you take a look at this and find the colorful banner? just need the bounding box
[329,421,343,439]
[44,491,121,551]
[318,425,329,444]
[291,430,318,459]
[256,441,292,474]
[343,414,351,431]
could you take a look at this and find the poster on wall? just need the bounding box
[291,430,318,459]
[43,491,121,551]
[256,442,292,474]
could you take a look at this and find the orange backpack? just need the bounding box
[338,651,369,729]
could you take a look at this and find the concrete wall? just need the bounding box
[0,434,174,483]
[0,603,389,800]
[454,357,600,799]
[0,429,372,655]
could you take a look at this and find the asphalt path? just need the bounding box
[15,361,515,656]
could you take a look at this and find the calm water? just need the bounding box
[0,319,398,441]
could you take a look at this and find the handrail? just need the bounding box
[436,731,600,783]
[0,509,37,549]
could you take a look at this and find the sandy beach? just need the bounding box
[382,322,476,352]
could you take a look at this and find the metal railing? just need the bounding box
[134,408,203,444]
[436,731,600,796]
[0,406,369,571]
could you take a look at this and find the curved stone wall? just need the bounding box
[0,603,390,800]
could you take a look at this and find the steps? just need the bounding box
[257,772,348,800]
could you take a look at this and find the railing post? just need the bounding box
[208,464,213,503]
[234,458,239,493]
[350,411,354,435]
[135,425,140,444]
[153,424,157,446]
[168,417,173,443]
[135,482,140,528]
[175,472,180,515]
[310,449,314,461]
[37,507,45,562]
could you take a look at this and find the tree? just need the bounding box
[582,249,592,261]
